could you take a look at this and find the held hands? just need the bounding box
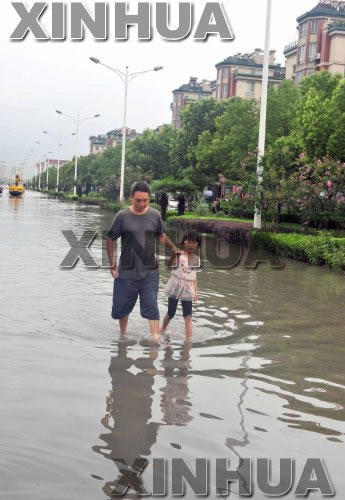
[110,264,119,278]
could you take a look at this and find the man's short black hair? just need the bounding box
[130,181,151,197]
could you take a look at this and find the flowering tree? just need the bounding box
[293,156,345,229]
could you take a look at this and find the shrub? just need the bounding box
[194,201,210,216]
[250,231,345,270]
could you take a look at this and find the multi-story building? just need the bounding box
[89,129,140,154]
[89,135,107,154]
[284,0,345,83]
[215,49,285,101]
[171,77,212,129]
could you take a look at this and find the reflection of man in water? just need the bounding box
[92,344,160,497]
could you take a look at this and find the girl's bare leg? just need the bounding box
[160,314,171,333]
[184,315,193,340]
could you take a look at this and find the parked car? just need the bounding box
[0,185,3,194]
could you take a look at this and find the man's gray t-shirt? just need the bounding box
[107,207,166,280]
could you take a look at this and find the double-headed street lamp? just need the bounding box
[56,110,100,196]
[43,130,76,191]
[89,57,163,201]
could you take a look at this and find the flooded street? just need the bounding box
[0,190,344,499]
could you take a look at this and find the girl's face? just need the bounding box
[183,239,198,252]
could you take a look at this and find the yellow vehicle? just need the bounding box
[9,174,25,196]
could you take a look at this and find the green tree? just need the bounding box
[327,79,345,161]
[126,125,176,179]
[170,98,225,177]
[266,80,299,145]
[195,98,259,184]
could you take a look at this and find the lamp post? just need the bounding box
[43,130,76,191]
[89,57,163,201]
[56,111,100,196]
[254,0,272,230]
[46,152,52,190]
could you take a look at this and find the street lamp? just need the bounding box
[254,0,272,230]
[46,152,52,190]
[89,57,163,201]
[56,110,100,196]
[43,130,76,192]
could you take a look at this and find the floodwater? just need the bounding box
[0,190,344,499]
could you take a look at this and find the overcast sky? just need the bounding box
[0,0,317,168]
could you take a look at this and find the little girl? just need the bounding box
[160,230,201,340]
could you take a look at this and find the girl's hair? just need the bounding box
[181,230,201,247]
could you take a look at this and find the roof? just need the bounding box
[172,83,212,94]
[215,56,283,70]
[297,3,345,23]
[89,136,106,145]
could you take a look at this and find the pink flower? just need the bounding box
[327,180,333,188]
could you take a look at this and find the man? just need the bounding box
[107,181,178,342]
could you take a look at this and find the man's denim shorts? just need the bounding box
[111,273,160,320]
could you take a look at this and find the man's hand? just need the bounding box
[110,264,119,278]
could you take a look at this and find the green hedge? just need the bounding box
[250,231,345,270]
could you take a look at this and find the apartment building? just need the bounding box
[215,49,285,101]
[89,128,140,154]
[171,77,212,129]
[284,0,345,83]
[89,135,107,154]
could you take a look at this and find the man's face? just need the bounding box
[131,191,150,212]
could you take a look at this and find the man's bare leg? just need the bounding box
[184,315,193,340]
[148,319,160,341]
[119,315,129,336]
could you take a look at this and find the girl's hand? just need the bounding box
[194,292,199,302]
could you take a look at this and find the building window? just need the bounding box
[295,70,304,84]
[223,67,228,77]
[300,22,307,37]
[222,84,228,97]
[310,19,319,33]
[246,81,255,98]
[217,68,221,80]
[307,68,314,76]
[308,42,317,62]
[298,45,306,65]
[217,85,221,98]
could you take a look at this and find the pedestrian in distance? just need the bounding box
[159,192,169,221]
[160,230,201,341]
[107,181,179,343]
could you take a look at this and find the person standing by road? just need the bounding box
[107,181,179,342]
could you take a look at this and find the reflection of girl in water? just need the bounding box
[160,343,193,426]
[161,230,201,340]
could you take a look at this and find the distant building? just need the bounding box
[89,135,107,154]
[89,128,140,153]
[284,0,345,83]
[215,48,285,101]
[171,77,212,129]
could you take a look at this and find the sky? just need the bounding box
[0,0,317,169]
